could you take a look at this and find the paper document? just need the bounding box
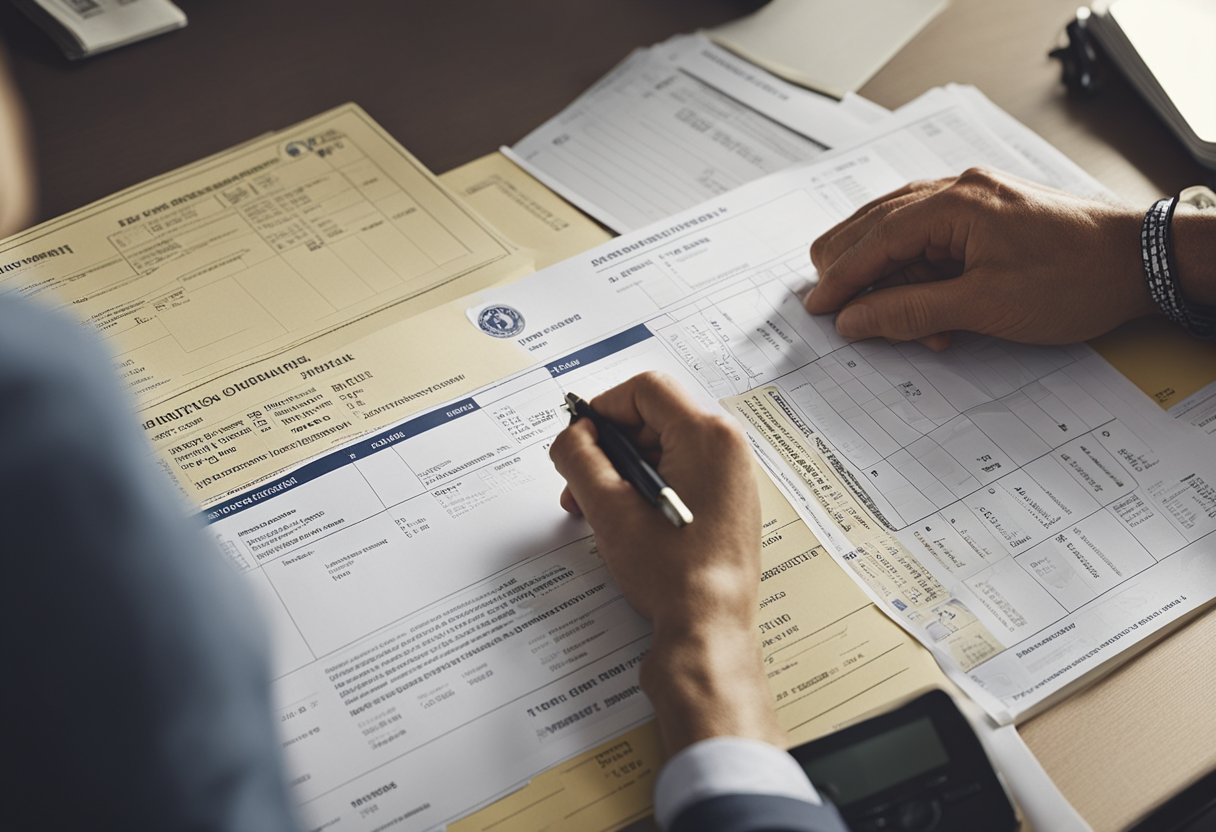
[15,0,186,59]
[711,0,947,98]
[839,92,893,124]
[133,151,608,508]
[1090,317,1216,415]
[438,153,612,268]
[0,105,522,412]
[506,35,874,232]
[192,92,1216,829]
[483,94,1216,727]
[0,106,542,503]
[450,477,949,832]
[203,320,945,832]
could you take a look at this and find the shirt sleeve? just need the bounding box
[654,736,823,829]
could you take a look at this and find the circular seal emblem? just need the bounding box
[477,304,526,338]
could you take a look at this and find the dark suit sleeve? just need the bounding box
[0,296,299,832]
[655,736,851,832]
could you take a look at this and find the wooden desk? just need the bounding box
[2,1,1212,829]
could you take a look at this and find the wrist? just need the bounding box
[1172,209,1216,308]
[1101,205,1159,323]
[642,622,785,755]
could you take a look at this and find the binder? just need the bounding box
[1089,0,1216,169]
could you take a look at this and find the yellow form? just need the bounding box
[1090,317,1216,409]
[139,156,611,505]
[439,153,612,268]
[140,280,536,503]
[450,473,949,832]
[0,104,529,412]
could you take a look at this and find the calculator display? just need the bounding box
[799,716,950,804]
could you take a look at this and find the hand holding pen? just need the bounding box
[548,372,762,619]
[563,391,693,527]
[548,372,781,753]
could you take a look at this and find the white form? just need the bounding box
[477,97,1216,726]
[1171,381,1216,436]
[204,99,1216,829]
[16,0,186,59]
[208,327,691,831]
[504,35,872,232]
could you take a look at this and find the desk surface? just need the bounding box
[2,1,1213,829]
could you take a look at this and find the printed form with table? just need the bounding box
[4,19,1216,832]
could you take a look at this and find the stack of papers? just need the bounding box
[1090,0,1216,168]
[15,0,186,60]
[192,92,1215,829]
[6,26,1215,832]
[505,35,881,232]
[507,37,1104,234]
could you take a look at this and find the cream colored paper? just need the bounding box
[1090,317,1216,409]
[0,104,527,414]
[439,153,612,268]
[140,150,614,505]
[0,106,556,504]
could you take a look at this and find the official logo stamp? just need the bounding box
[477,305,526,338]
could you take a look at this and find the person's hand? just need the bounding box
[805,167,1158,348]
[548,372,784,754]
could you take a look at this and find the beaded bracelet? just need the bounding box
[1141,194,1216,339]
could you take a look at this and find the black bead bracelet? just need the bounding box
[1141,195,1216,339]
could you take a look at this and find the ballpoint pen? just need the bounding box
[562,392,694,528]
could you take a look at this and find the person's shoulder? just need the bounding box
[0,293,130,430]
[0,293,107,383]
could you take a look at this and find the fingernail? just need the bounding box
[835,306,871,338]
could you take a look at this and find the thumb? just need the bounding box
[834,279,978,342]
[549,419,636,524]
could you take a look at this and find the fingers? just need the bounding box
[809,181,940,276]
[559,486,582,516]
[588,372,709,441]
[549,419,636,523]
[917,332,953,351]
[872,259,964,290]
[806,192,970,315]
[834,278,980,342]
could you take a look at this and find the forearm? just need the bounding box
[645,623,844,831]
[642,621,785,755]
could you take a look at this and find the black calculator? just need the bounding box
[787,689,1018,832]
